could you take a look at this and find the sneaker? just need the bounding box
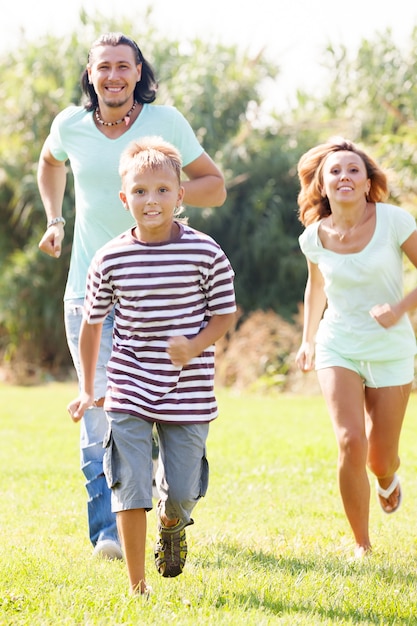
[93,539,123,560]
[154,513,188,577]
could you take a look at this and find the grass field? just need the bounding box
[1,381,417,625]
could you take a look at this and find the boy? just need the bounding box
[67,136,236,595]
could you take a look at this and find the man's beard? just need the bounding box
[102,94,131,109]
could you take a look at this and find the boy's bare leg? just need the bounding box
[117,509,147,594]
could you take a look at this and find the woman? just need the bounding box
[296,137,417,558]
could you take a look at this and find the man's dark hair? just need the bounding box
[81,32,158,111]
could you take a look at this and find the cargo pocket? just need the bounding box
[103,427,120,489]
[199,454,209,498]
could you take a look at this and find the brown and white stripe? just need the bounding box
[83,222,236,424]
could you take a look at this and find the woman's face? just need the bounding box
[321,150,371,206]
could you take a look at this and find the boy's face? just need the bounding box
[119,165,184,243]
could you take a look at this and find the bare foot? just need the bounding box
[130,583,152,598]
[354,545,372,560]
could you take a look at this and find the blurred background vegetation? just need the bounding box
[2,11,417,385]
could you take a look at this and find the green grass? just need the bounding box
[1,382,417,624]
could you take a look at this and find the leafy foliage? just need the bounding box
[296,27,417,211]
[187,128,309,315]
[0,11,298,373]
[2,12,417,375]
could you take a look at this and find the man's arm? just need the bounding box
[37,136,68,258]
[182,152,227,208]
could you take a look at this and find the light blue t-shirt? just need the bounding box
[299,203,417,360]
[48,103,204,300]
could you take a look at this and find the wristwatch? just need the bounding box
[47,216,66,228]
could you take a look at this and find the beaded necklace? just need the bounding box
[95,101,137,127]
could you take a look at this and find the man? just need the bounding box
[37,32,226,559]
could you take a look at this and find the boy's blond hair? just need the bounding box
[119,136,182,186]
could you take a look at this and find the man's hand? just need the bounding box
[67,392,94,423]
[38,224,65,258]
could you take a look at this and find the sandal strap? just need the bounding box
[376,474,400,499]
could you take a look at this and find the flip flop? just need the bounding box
[376,474,402,514]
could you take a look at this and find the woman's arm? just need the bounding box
[370,230,417,327]
[296,260,327,372]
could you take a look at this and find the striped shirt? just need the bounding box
[84,222,236,423]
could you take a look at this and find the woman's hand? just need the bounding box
[369,303,401,328]
[296,341,315,372]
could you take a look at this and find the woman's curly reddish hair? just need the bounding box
[297,137,389,226]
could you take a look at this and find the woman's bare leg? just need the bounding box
[365,383,411,512]
[317,367,371,554]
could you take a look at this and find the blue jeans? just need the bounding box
[64,298,119,547]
